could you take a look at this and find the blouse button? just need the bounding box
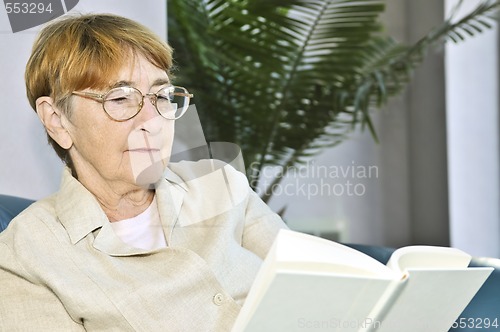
[213,293,224,306]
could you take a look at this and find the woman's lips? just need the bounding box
[127,148,161,153]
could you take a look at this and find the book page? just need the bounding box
[368,268,493,332]
[234,271,401,332]
[377,245,493,331]
[233,230,401,332]
[386,245,472,274]
[274,230,399,278]
[233,230,492,332]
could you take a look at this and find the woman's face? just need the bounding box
[64,54,174,190]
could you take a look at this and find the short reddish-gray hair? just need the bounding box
[25,14,173,165]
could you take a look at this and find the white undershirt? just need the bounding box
[110,196,167,250]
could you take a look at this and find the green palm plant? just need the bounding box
[168,0,499,203]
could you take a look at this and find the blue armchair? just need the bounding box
[0,194,499,331]
[0,194,34,232]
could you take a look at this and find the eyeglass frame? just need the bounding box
[71,85,194,122]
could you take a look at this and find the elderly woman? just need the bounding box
[0,14,286,331]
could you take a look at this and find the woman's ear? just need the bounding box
[36,96,73,149]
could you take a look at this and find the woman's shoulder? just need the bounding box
[0,194,62,244]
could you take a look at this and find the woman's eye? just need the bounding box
[157,94,173,102]
[108,96,131,104]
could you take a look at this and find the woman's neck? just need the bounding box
[98,189,155,222]
[71,164,156,222]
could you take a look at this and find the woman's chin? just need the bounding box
[131,160,168,188]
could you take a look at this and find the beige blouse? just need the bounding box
[0,160,287,331]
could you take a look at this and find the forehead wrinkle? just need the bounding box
[103,53,170,91]
[103,56,170,92]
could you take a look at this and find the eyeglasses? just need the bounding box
[72,85,194,121]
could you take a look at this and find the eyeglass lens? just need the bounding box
[103,86,189,120]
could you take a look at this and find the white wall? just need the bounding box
[0,0,166,200]
[445,0,500,257]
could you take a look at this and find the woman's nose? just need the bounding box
[135,96,166,134]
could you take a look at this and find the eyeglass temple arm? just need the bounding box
[174,92,194,98]
[72,91,105,101]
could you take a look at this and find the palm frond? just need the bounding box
[168,0,500,198]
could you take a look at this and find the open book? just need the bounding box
[232,229,493,332]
